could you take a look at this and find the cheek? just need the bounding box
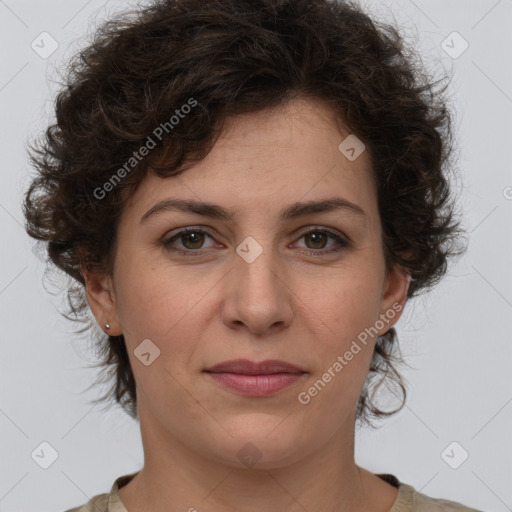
[300,267,383,340]
[114,250,204,334]
[293,265,383,403]
[295,276,382,419]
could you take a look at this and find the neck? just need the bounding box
[118,400,398,512]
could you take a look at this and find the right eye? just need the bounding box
[162,228,218,255]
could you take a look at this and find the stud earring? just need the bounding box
[105,323,111,330]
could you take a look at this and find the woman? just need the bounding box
[23,0,480,510]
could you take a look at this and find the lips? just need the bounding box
[204,359,306,397]
[204,358,305,375]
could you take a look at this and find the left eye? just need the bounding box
[294,229,349,253]
[163,228,350,255]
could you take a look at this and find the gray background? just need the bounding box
[1,0,511,511]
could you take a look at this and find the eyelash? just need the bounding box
[162,227,351,257]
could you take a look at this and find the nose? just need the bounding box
[220,243,294,336]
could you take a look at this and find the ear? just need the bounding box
[377,264,410,335]
[81,265,122,335]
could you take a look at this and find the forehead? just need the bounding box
[120,97,377,226]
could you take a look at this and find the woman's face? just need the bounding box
[85,97,409,469]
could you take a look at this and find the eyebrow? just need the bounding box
[139,197,366,224]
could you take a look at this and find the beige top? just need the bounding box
[65,472,483,512]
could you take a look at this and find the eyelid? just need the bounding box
[294,225,351,244]
[162,225,351,255]
[163,224,350,241]
[163,226,221,247]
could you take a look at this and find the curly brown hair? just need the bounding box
[23,0,465,427]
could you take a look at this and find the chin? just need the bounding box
[207,425,310,470]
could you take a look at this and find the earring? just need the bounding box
[105,323,111,330]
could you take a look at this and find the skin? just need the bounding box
[83,97,410,512]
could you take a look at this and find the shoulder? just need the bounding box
[63,471,138,512]
[396,482,484,512]
[63,492,109,512]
